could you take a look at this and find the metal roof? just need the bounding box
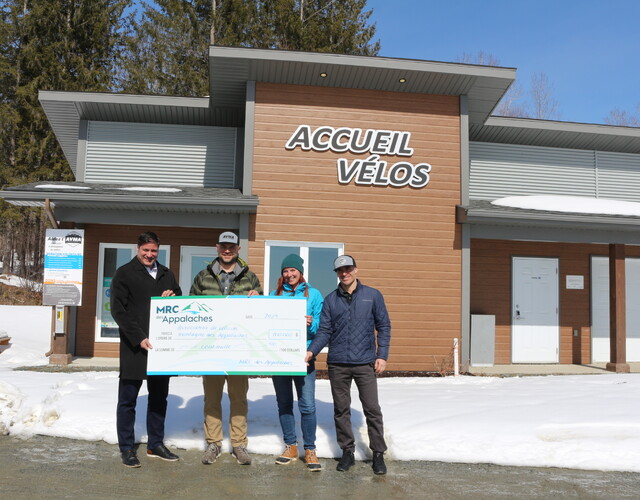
[471,116,640,154]
[208,46,516,126]
[40,47,640,186]
[39,48,517,177]
[0,181,259,214]
[39,92,214,175]
[458,199,640,232]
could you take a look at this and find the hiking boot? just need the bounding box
[304,448,322,471]
[202,442,221,465]
[275,443,298,465]
[231,446,252,465]
[336,449,355,472]
[372,451,387,475]
[121,449,141,468]
[146,444,179,461]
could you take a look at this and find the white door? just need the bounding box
[590,256,640,363]
[179,246,217,294]
[512,257,559,363]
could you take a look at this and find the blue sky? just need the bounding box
[365,0,640,125]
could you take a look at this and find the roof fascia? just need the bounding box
[484,116,640,139]
[209,46,517,80]
[458,204,640,231]
[38,90,210,110]
[0,189,258,207]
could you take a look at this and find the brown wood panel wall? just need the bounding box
[249,83,462,371]
[77,224,222,357]
[470,239,640,365]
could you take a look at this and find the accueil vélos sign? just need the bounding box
[285,125,432,188]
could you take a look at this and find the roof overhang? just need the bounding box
[457,200,640,233]
[38,92,213,176]
[208,46,516,126]
[471,116,640,154]
[0,182,259,217]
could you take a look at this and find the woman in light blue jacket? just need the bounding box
[270,253,323,471]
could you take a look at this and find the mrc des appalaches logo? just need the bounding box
[155,301,214,324]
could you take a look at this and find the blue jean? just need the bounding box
[272,361,317,450]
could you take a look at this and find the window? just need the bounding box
[179,246,217,294]
[95,243,170,342]
[264,241,343,297]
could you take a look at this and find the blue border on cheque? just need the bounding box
[147,295,307,376]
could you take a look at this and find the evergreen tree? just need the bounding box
[0,0,129,282]
[121,0,379,96]
[0,0,130,186]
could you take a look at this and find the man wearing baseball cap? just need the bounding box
[190,231,262,466]
[305,255,391,475]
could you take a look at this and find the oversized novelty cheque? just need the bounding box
[147,296,307,376]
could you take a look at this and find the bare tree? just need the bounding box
[456,50,500,67]
[604,105,640,127]
[457,51,561,120]
[493,80,531,118]
[530,72,559,120]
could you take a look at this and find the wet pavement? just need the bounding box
[2,435,639,499]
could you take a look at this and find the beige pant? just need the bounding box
[202,375,249,447]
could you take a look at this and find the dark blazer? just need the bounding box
[110,257,181,379]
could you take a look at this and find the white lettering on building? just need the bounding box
[285,125,431,188]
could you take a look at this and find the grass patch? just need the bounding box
[0,281,42,305]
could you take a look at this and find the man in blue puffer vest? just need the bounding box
[305,255,391,475]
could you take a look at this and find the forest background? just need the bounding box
[0,0,636,305]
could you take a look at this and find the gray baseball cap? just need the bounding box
[333,255,356,271]
[218,231,239,245]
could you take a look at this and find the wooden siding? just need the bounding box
[76,224,222,357]
[470,239,640,364]
[249,83,462,371]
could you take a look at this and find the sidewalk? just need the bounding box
[469,362,640,376]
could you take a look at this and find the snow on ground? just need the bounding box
[2,305,640,472]
[0,274,42,292]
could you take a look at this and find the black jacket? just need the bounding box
[110,257,181,379]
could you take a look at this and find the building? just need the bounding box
[3,47,640,371]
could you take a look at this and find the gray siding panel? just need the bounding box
[597,151,640,202]
[85,121,236,188]
[470,142,596,200]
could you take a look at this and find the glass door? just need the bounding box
[95,243,169,342]
[179,246,217,295]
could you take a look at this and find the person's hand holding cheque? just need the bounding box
[142,289,178,351]
[304,351,314,366]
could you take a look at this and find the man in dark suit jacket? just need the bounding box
[110,231,182,468]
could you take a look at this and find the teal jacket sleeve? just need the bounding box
[306,287,324,337]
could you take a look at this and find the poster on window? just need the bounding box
[43,229,84,306]
[147,296,307,376]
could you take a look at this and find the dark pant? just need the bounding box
[116,376,170,452]
[328,363,387,453]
